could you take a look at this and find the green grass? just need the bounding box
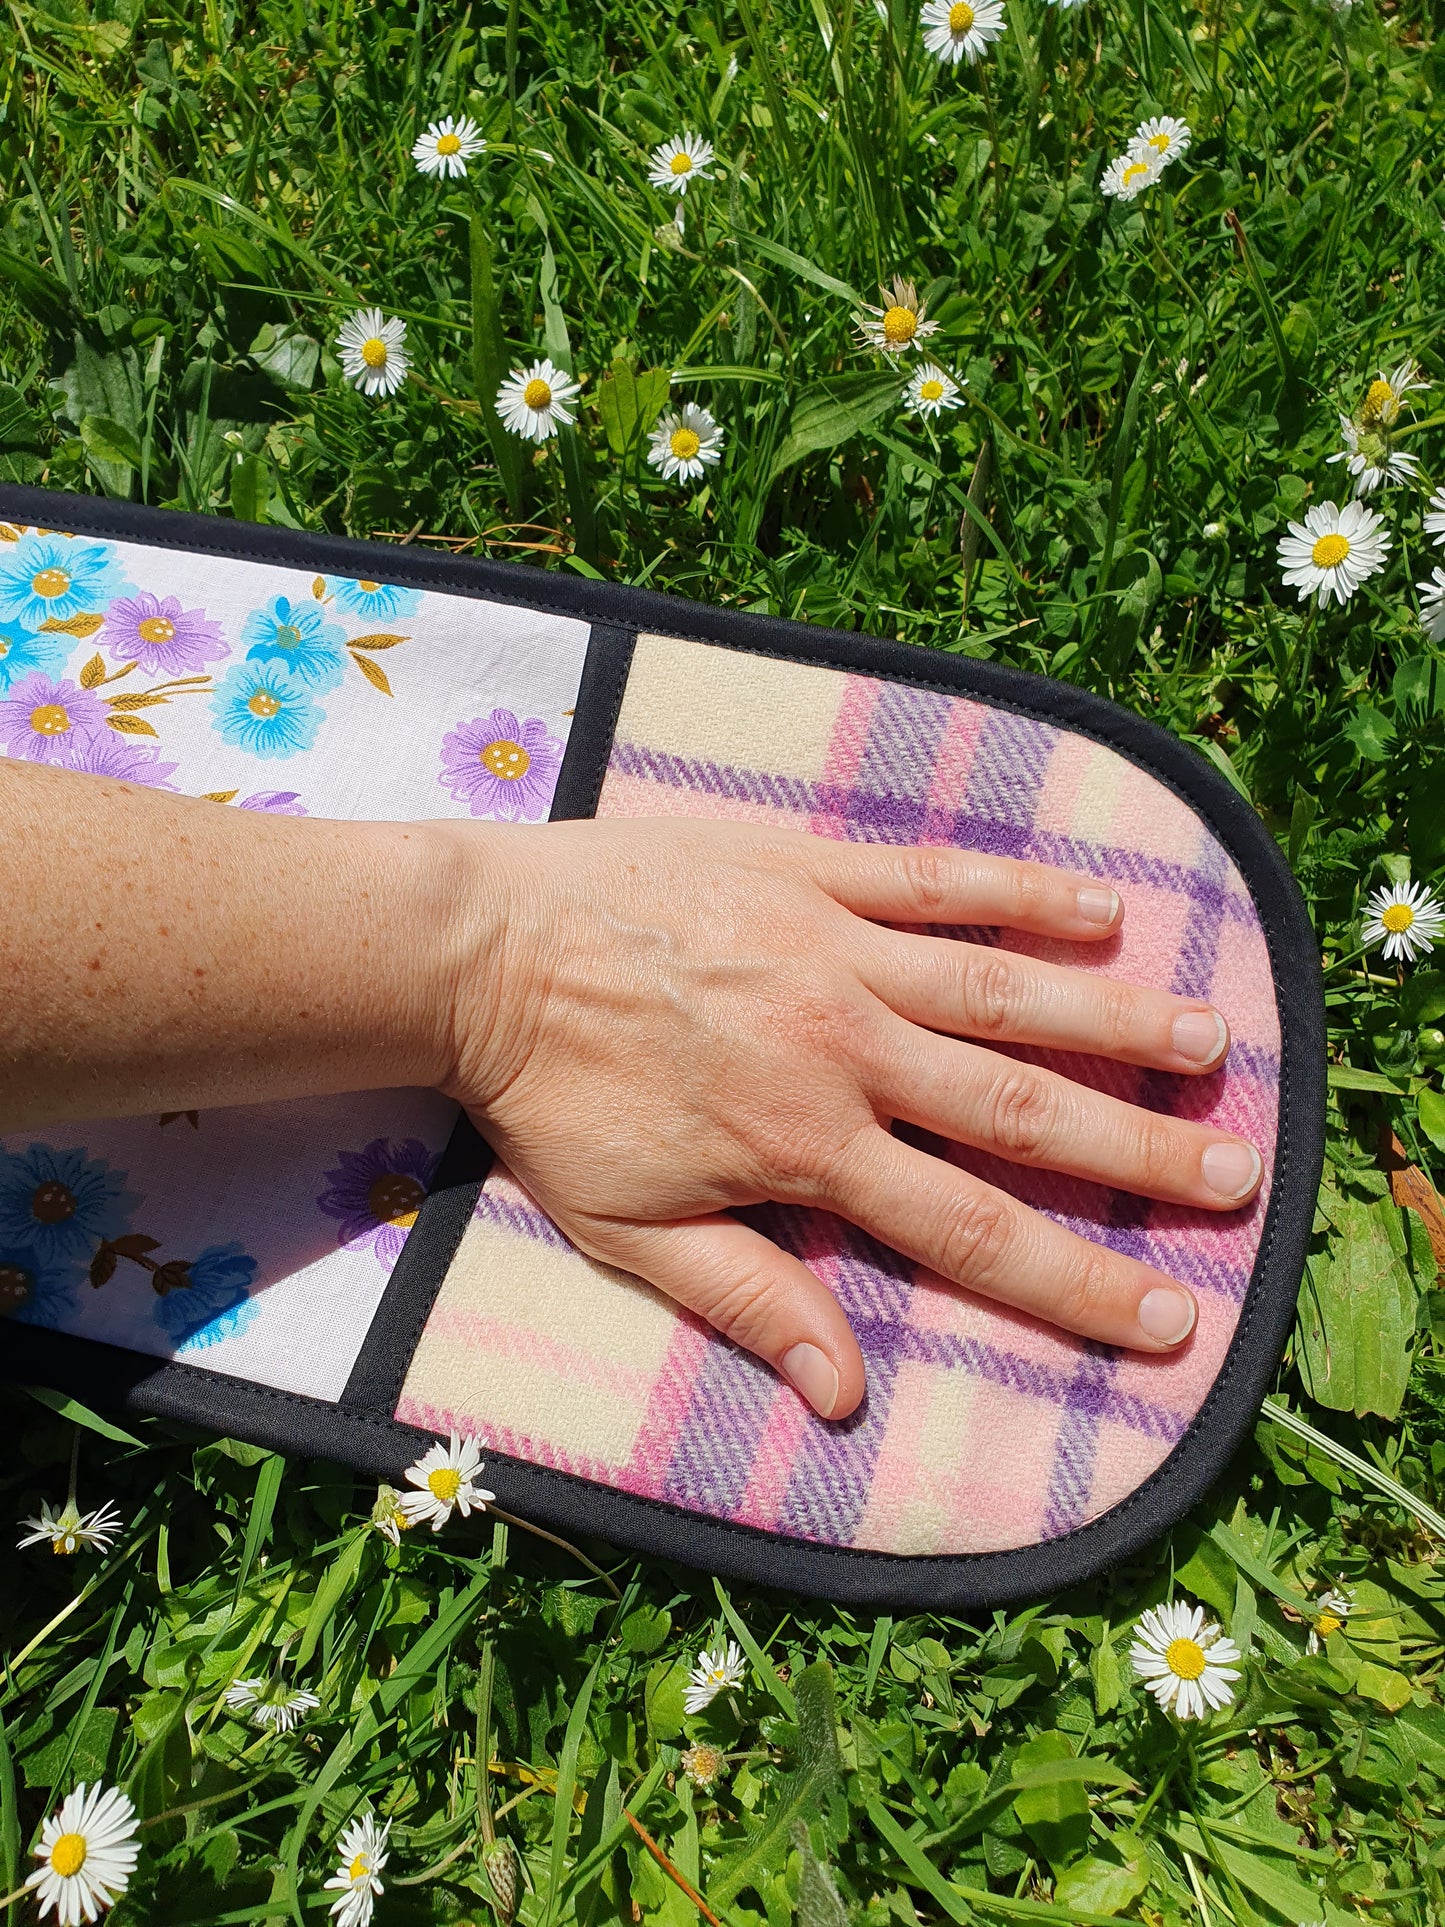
[4,0,1445,1920]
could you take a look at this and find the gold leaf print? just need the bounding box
[351,651,393,695]
[106,713,159,737]
[106,691,169,711]
[312,576,326,599]
[78,652,107,688]
[346,632,409,650]
[39,612,105,637]
[201,790,239,804]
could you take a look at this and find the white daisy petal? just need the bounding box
[396,1431,496,1531]
[1128,1598,1239,1721]
[1327,413,1420,497]
[855,275,941,355]
[337,308,410,399]
[18,1498,125,1556]
[412,115,486,179]
[1360,358,1428,428]
[682,1639,748,1714]
[647,403,726,482]
[324,1812,390,1927]
[26,1781,140,1924]
[647,134,715,196]
[495,358,583,443]
[1276,498,1390,607]
[1424,484,1445,549]
[905,361,966,418]
[920,0,1006,64]
[1102,148,1164,201]
[1362,880,1445,965]
[1129,115,1191,167]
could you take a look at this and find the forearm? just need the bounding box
[0,759,486,1129]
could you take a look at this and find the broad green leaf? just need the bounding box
[795,1826,850,1927]
[1418,1086,1445,1154]
[644,1657,689,1740]
[1175,1528,1237,1617]
[230,452,271,523]
[1012,1733,1089,1871]
[1352,1660,1413,1711]
[708,1662,842,1906]
[766,372,902,487]
[596,357,670,456]
[1343,703,1396,762]
[1296,1184,1416,1418]
[1052,1836,1149,1917]
[294,1528,368,1669]
[620,1604,671,1655]
[1165,1816,1326,1922]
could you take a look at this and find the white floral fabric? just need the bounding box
[0,524,589,1398]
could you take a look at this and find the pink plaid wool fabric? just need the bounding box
[397,634,1281,1557]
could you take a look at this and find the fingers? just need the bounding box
[862,932,1231,1074]
[829,1127,1201,1352]
[782,839,1124,942]
[574,1214,867,1421]
[870,1016,1261,1211]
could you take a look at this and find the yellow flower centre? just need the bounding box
[358,579,380,594]
[1316,1612,1343,1638]
[1362,378,1395,423]
[49,1834,87,1878]
[367,1171,426,1228]
[30,703,70,737]
[523,378,552,410]
[436,133,462,155]
[137,616,176,644]
[0,636,10,657]
[31,568,70,599]
[670,427,702,460]
[481,738,531,781]
[272,623,302,650]
[0,1262,33,1313]
[1148,131,1171,152]
[920,379,944,401]
[708,1666,729,1685]
[30,1181,77,1223]
[949,1,974,28]
[1311,532,1350,569]
[348,1853,371,1882]
[1165,1636,1207,1681]
[428,1466,462,1502]
[248,690,282,719]
[1382,904,1414,933]
[882,305,918,344]
[361,337,389,369]
[670,151,694,175]
[1123,162,1150,188]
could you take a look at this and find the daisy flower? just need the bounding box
[681,1741,726,1789]
[855,275,940,355]
[1129,1601,1241,1721]
[1417,566,1445,641]
[1362,880,1445,965]
[398,1431,495,1531]
[1102,149,1163,201]
[1276,499,1390,607]
[26,1782,140,1924]
[647,404,725,482]
[370,1484,412,1546]
[905,361,965,418]
[495,359,581,442]
[920,0,1007,63]
[1130,115,1191,166]
[683,1639,748,1714]
[1306,1585,1353,1655]
[1360,358,1427,428]
[1327,414,1421,497]
[324,1812,390,1927]
[18,1499,124,1557]
[412,115,485,179]
[647,134,715,195]
[337,309,409,399]
[1423,485,1445,547]
[223,1678,322,1734]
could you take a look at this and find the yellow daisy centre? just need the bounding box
[248,690,282,720]
[361,337,389,370]
[0,1261,33,1313]
[30,702,70,737]
[523,378,552,411]
[920,378,944,401]
[481,738,531,781]
[0,636,9,657]
[428,1466,462,1502]
[358,579,380,594]
[137,615,176,644]
[367,1171,426,1228]
[31,567,71,599]
[1148,131,1171,152]
[1362,378,1395,422]
[670,151,694,175]
[1123,161,1150,188]
[436,132,461,156]
[1382,903,1414,933]
[882,305,918,345]
[1316,1611,1343,1637]
[1165,1636,1207,1681]
[30,1181,77,1224]
[348,1852,371,1882]
[949,1,974,28]
[1311,532,1350,569]
[49,1833,88,1879]
[670,426,702,460]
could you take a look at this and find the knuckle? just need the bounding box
[704,1265,779,1353]
[934,1185,1014,1282]
[901,846,955,917]
[986,1067,1056,1160]
[961,952,1018,1038]
[1133,1116,1183,1194]
[1094,978,1139,1054]
[1005,861,1052,923]
[1053,1245,1116,1330]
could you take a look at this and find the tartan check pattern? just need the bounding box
[398,634,1282,1557]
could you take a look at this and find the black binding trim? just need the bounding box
[0,486,1326,1609]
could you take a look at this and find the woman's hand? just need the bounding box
[443,817,1260,1423]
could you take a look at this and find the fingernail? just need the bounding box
[1172,1008,1228,1066]
[1202,1139,1262,1200]
[1138,1286,1196,1345]
[781,1343,840,1418]
[1076,885,1120,925]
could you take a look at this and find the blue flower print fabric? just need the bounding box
[0,522,589,1398]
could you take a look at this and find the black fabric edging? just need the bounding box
[0,486,1327,1610]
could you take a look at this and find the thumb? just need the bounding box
[572,1213,866,1421]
